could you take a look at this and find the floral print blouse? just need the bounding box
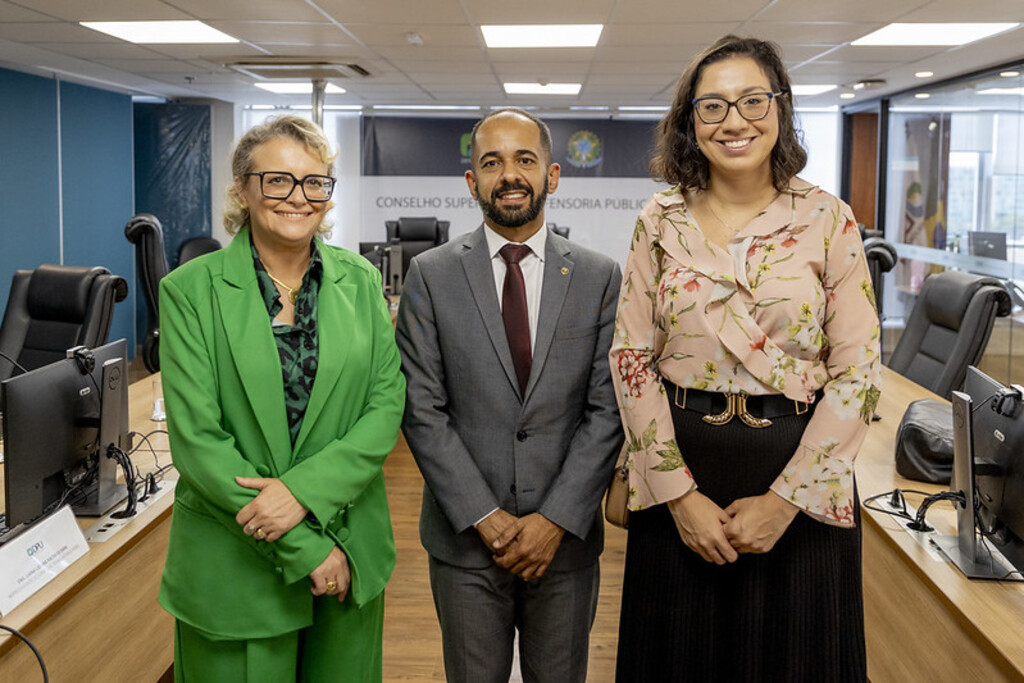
[609,178,881,527]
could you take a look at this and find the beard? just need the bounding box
[476,179,548,229]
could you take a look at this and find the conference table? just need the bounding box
[3,367,1024,681]
[859,367,1024,681]
[0,376,175,682]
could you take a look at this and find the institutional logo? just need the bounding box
[460,132,473,159]
[566,130,603,169]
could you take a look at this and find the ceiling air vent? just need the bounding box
[223,57,372,81]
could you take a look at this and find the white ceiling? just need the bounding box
[0,0,1022,112]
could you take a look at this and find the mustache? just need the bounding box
[491,181,533,201]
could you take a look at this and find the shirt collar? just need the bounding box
[484,223,548,262]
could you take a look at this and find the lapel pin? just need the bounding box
[560,267,569,275]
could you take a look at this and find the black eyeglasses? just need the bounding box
[245,171,336,202]
[692,92,783,124]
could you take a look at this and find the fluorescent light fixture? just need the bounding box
[795,106,839,113]
[1000,71,1021,78]
[914,92,931,99]
[618,105,669,112]
[482,25,602,48]
[840,93,856,100]
[372,105,480,111]
[254,82,346,94]
[617,113,665,119]
[80,20,238,44]
[132,95,167,104]
[504,82,581,95]
[915,71,934,78]
[978,87,1024,96]
[249,105,276,110]
[851,22,1018,47]
[791,84,836,96]
[570,106,609,111]
[489,105,539,110]
[325,105,363,110]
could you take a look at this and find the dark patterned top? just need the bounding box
[251,236,323,446]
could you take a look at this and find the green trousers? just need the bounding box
[174,592,385,682]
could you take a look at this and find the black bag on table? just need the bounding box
[894,398,953,484]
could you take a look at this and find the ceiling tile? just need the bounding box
[8,0,189,21]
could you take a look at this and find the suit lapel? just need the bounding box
[525,235,572,402]
[293,245,353,455]
[216,228,292,476]
[461,226,522,399]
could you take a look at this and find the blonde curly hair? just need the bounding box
[223,115,337,236]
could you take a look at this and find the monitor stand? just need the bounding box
[72,357,127,516]
[933,391,1023,581]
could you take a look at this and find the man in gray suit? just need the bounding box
[396,108,623,683]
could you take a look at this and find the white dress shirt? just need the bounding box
[483,223,547,350]
[474,224,547,528]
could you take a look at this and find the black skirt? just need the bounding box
[615,392,867,683]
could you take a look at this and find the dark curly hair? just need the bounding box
[650,35,807,192]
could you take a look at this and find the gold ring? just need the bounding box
[255,527,266,540]
[326,580,338,592]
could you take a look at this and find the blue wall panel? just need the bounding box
[0,68,61,313]
[59,81,135,351]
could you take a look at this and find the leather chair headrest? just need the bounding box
[125,213,164,244]
[863,237,898,273]
[922,271,1011,330]
[26,265,106,321]
[397,217,440,240]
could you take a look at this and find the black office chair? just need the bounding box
[887,270,1011,399]
[124,213,170,373]
[384,217,450,279]
[548,223,570,239]
[177,236,222,267]
[0,264,128,382]
[863,237,898,320]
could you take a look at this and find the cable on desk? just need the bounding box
[862,488,935,522]
[127,428,172,476]
[0,624,48,682]
[906,491,967,532]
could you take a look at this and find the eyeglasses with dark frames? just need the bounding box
[245,171,336,202]
[691,91,783,125]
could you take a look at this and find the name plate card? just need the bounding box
[0,505,89,616]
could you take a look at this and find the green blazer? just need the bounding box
[157,227,405,639]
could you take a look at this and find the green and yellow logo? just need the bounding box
[566,130,603,169]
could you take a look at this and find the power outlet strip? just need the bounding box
[84,479,176,543]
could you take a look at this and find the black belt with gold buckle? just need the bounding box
[663,379,818,429]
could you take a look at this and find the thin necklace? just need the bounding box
[265,270,300,304]
[705,190,779,233]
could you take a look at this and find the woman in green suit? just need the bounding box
[158,115,405,682]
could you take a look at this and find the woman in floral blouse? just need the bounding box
[610,36,880,681]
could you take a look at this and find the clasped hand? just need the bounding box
[235,476,308,543]
[668,490,799,565]
[477,510,565,581]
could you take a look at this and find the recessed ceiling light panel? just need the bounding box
[791,84,837,96]
[852,22,1018,47]
[482,25,602,48]
[504,82,581,95]
[255,82,346,94]
[80,20,238,44]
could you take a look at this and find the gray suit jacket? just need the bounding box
[396,226,624,571]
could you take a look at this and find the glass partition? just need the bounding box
[879,65,1023,385]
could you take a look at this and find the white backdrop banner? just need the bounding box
[359,175,665,266]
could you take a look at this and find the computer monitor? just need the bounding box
[968,231,1007,261]
[938,366,1024,580]
[1,338,129,529]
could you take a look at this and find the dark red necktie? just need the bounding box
[499,244,532,396]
